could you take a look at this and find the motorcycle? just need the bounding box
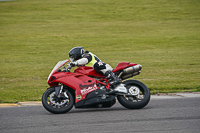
[42,59,150,114]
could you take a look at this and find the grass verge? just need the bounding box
[0,0,199,103]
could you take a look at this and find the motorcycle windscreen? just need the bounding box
[47,59,69,82]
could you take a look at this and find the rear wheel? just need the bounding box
[117,80,150,109]
[42,87,74,114]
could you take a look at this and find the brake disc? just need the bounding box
[49,92,68,106]
[129,86,140,96]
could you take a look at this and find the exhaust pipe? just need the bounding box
[120,64,142,80]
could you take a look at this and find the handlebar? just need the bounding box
[62,63,71,72]
[58,63,72,72]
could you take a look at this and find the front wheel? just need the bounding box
[42,87,74,114]
[117,80,150,109]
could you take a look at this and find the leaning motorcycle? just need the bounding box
[42,60,150,114]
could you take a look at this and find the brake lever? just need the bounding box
[66,63,72,72]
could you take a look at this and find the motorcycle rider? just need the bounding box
[68,47,121,86]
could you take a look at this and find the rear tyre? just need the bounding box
[117,80,150,109]
[42,87,74,114]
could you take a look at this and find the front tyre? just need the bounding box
[117,80,150,109]
[42,87,74,114]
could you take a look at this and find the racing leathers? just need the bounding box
[70,51,121,85]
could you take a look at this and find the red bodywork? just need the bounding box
[47,61,137,103]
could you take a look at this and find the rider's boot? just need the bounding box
[105,70,122,86]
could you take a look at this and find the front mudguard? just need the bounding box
[55,86,62,97]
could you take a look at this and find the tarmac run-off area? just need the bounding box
[1,92,200,108]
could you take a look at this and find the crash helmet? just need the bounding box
[69,47,85,61]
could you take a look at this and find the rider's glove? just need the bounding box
[70,62,77,67]
[67,63,72,70]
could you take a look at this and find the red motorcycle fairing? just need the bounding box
[113,62,137,72]
[48,71,101,103]
[48,62,137,104]
[74,66,105,77]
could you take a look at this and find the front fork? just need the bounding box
[55,84,68,98]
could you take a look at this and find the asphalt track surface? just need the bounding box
[0,97,200,133]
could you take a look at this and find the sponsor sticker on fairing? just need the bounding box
[80,83,98,95]
[77,95,82,100]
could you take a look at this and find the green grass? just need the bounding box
[0,0,200,103]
